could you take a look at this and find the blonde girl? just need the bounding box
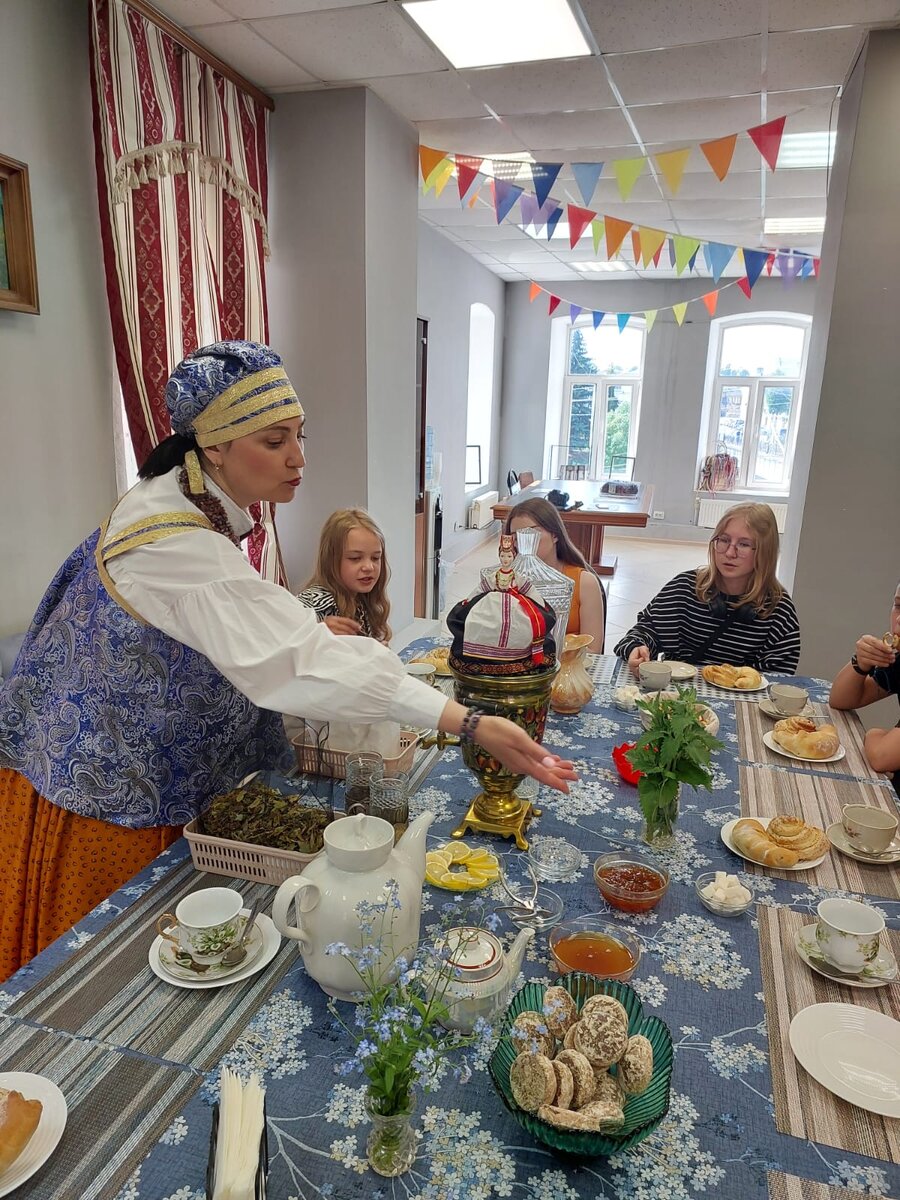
[298,509,391,642]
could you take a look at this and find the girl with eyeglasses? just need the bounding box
[614,503,800,674]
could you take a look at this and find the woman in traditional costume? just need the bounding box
[0,341,575,980]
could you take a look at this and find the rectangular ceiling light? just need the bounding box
[764,217,826,234]
[777,131,836,169]
[402,0,591,70]
[571,261,631,272]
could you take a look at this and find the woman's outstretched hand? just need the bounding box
[473,715,577,793]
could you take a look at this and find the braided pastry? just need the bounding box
[767,815,830,860]
[772,717,840,760]
[701,663,763,689]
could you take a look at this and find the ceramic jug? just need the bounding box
[428,924,535,1032]
[271,811,434,1000]
[550,633,594,713]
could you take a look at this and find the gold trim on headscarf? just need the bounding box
[192,367,303,448]
[184,449,206,494]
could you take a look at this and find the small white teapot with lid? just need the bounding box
[428,924,535,1032]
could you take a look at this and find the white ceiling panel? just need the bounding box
[220,0,381,14]
[150,0,234,26]
[667,199,763,221]
[504,108,635,150]
[767,28,866,92]
[251,6,446,80]
[188,20,319,85]
[453,224,535,242]
[769,0,900,32]
[414,116,528,155]
[459,58,617,115]
[525,266,581,280]
[762,196,827,217]
[363,71,488,121]
[580,0,761,54]
[605,37,763,105]
[420,204,503,227]
[767,169,830,199]
[629,96,765,143]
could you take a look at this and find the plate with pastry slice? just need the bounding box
[700,664,768,692]
[410,646,452,676]
[0,1073,67,1198]
[721,816,829,871]
[764,717,845,763]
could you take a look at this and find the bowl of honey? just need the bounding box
[548,917,641,982]
[593,853,669,914]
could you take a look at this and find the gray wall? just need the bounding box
[500,278,817,543]
[0,0,117,635]
[792,31,900,701]
[417,223,505,560]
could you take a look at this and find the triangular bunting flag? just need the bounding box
[776,251,801,285]
[673,235,701,275]
[639,227,667,267]
[743,248,769,289]
[707,242,735,283]
[591,220,603,255]
[654,147,691,195]
[529,196,556,233]
[592,311,605,329]
[652,244,663,268]
[456,156,483,201]
[492,178,523,224]
[668,238,677,268]
[747,115,786,171]
[529,281,541,302]
[799,257,813,278]
[617,312,631,332]
[604,214,632,259]
[546,205,564,239]
[688,248,699,272]
[572,161,604,207]
[433,159,455,197]
[567,204,596,249]
[419,145,448,185]
[631,230,642,263]
[813,258,820,277]
[644,309,658,332]
[700,133,737,181]
[672,302,688,326]
[766,252,776,276]
[737,276,753,299]
[519,193,536,226]
[613,156,646,201]
[702,290,719,316]
[532,162,562,209]
[569,304,582,321]
[548,295,562,315]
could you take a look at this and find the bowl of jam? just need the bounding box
[593,853,670,913]
[549,917,641,981]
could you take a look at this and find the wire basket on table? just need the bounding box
[290,722,420,780]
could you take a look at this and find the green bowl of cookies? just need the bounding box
[488,973,673,1156]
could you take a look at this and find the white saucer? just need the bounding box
[762,730,846,764]
[720,816,828,871]
[157,916,265,981]
[789,1003,900,1116]
[794,921,899,989]
[758,697,816,720]
[149,913,280,989]
[667,661,697,682]
[706,674,770,694]
[0,1072,67,1198]
[826,821,900,864]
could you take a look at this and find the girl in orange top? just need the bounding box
[506,498,606,652]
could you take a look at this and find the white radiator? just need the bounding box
[697,498,787,533]
[467,491,499,529]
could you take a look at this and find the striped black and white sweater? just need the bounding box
[613,569,801,673]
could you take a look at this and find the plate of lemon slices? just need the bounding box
[425,841,500,891]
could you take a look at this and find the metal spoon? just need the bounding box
[221,897,263,967]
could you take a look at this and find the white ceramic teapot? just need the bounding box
[271,811,434,1000]
[428,924,535,1033]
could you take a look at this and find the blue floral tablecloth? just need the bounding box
[2,650,899,1200]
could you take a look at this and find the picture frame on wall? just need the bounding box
[0,153,39,314]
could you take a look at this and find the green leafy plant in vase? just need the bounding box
[628,688,722,849]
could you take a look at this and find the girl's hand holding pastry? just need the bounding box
[855,633,895,672]
[323,615,362,636]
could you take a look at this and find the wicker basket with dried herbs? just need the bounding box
[201,776,333,854]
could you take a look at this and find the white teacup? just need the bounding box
[157,886,244,965]
[841,804,899,854]
[639,661,672,693]
[768,682,809,715]
[815,897,884,973]
[405,662,436,686]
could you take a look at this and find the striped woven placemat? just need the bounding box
[758,904,900,1165]
[0,1015,199,1200]
[768,1168,896,1200]
[736,701,886,782]
[737,766,900,898]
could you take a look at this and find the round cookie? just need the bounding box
[581,994,629,1032]
[550,1059,574,1110]
[618,1034,654,1096]
[510,1052,557,1113]
[592,1068,626,1108]
[580,1099,625,1132]
[574,1006,629,1068]
[511,1010,554,1056]
[554,1048,596,1109]
[563,1023,579,1050]
[538,1104,603,1132]
[542,986,578,1039]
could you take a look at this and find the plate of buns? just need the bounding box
[0,1073,67,1198]
[410,646,451,676]
[765,718,845,763]
[721,815,830,870]
[701,664,767,692]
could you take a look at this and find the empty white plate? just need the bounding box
[0,1072,67,1198]
[789,1003,900,1116]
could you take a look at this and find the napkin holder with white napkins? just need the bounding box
[207,1067,268,1200]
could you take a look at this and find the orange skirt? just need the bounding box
[0,767,181,983]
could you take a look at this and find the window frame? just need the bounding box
[703,313,811,494]
[559,318,646,479]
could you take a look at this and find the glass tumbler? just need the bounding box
[369,773,410,842]
[344,752,384,817]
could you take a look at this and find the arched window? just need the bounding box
[702,314,811,491]
[465,303,495,492]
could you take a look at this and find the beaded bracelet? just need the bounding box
[459,708,484,742]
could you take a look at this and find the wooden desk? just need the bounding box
[491,479,654,576]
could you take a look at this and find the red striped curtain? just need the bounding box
[89,0,282,581]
